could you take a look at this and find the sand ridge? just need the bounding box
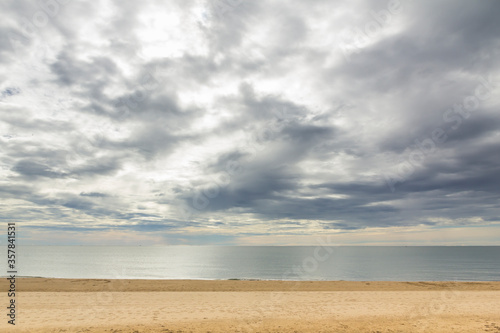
[3,278,500,292]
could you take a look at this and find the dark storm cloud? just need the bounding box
[10,154,122,179]
[444,113,500,143]
[398,142,500,194]
[13,160,68,179]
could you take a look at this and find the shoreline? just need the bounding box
[2,277,500,292]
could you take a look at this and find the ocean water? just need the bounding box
[4,246,500,281]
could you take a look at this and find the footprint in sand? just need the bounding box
[485,323,500,332]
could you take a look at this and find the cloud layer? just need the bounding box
[1,0,499,244]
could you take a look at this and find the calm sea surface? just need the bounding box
[5,246,500,281]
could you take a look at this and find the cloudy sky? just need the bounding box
[1,0,499,245]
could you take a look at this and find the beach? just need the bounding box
[1,279,499,332]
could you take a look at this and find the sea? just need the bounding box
[4,246,500,281]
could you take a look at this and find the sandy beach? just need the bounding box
[1,279,500,332]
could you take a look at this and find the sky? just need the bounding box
[0,0,499,245]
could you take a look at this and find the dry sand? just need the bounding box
[1,279,499,332]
